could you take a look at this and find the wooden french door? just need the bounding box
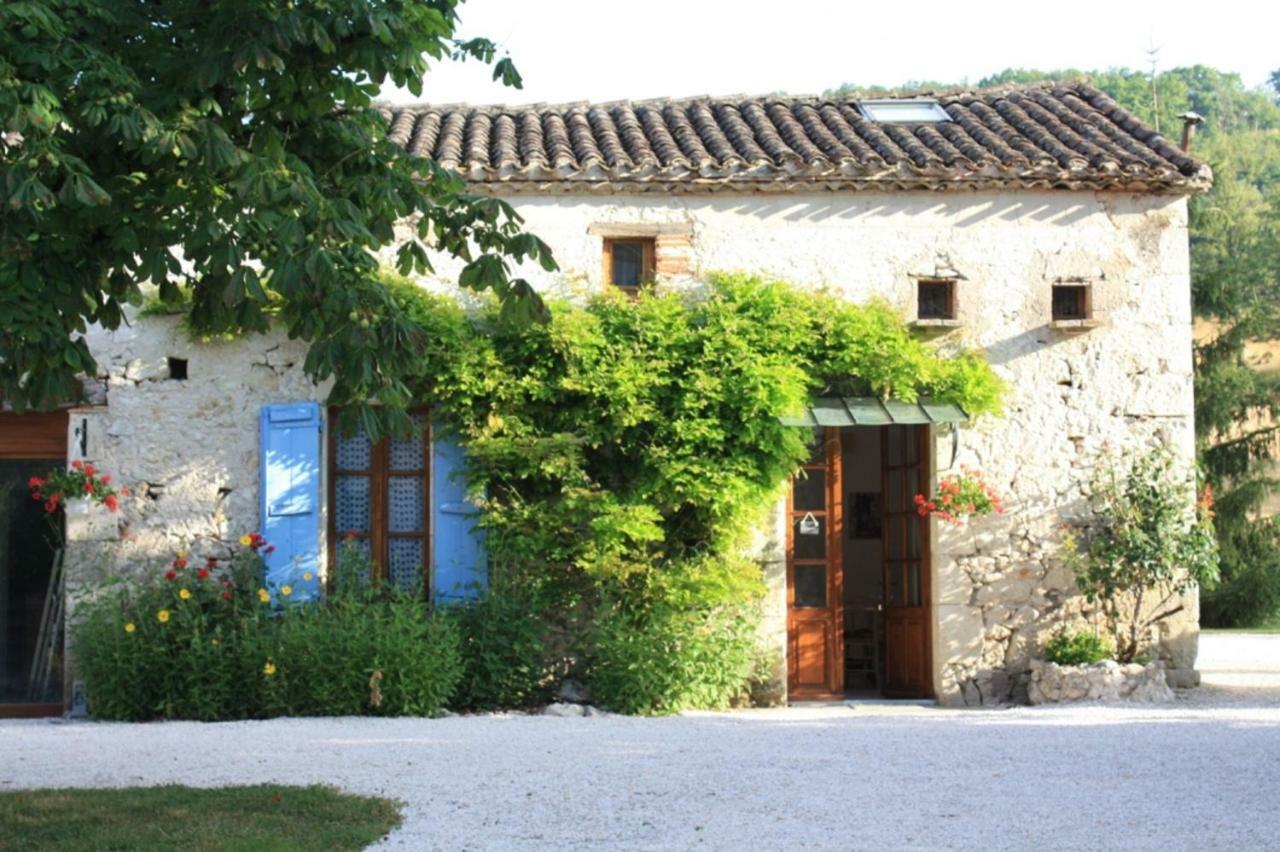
[881,425,933,698]
[786,428,843,699]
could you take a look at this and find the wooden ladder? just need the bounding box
[26,547,64,702]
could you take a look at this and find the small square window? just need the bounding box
[1052,285,1090,321]
[604,238,654,292]
[917,279,956,321]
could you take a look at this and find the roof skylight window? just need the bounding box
[857,98,951,123]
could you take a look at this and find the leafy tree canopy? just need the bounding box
[1,0,554,433]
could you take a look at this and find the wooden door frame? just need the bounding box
[880,424,935,699]
[0,411,69,718]
[785,427,844,700]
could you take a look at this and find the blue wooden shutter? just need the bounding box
[432,433,487,603]
[259,403,322,602]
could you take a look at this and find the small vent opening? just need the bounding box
[1051,285,1089,321]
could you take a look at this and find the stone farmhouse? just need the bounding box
[0,80,1210,714]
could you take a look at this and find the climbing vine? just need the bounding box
[387,271,1005,711]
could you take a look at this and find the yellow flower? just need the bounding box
[257,588,270,603]
[179,588,191,600]
[280,585,292,597]
[302,572,313,582]
[263,660,277,676]
[177,549,188,559]
[239,534,253,546]
[156,609,170,624]
[211,639,220,646]
[124,623,136,634]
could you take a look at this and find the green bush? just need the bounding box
[589,599,761,716]
[450,587,550,711]
[588,556,764,715]
[73,547,268,721]
[259,591,461,717]
[1043,629,1115,666]
[1202,516,1280,628]
[73,540,461,720]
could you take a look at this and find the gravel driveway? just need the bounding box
[3,633,1279,851]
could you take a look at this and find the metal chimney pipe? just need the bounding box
[1178,111,1205,153]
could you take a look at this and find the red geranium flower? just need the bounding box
[173,558,187,570]
[197,568,210,580]
[70,460,82,470]
[27,476,43,489]
[165,570,177,581]
[104,494,119,511]
[221,591,232,601]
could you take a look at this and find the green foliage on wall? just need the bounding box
[385,271,1004,711]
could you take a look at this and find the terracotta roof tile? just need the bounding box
[377,81,1210,194]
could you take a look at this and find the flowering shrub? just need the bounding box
[914,467,1003,524]
[29,460,125,513]
[1064,447,1218,662]
[72,534,461,720]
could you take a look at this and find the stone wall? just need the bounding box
[67,189,1200,706]
[409,190,1196,705]
[1028,660,1175,704]
[66,317,326,586]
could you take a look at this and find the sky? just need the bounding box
[380,0,1277,106]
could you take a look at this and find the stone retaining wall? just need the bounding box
[1028,659,1175,704]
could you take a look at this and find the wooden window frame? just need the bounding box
[327,409,432,598]
[916,278,956,321]
[603,237,655,294]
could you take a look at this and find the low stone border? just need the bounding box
[1028,659,1174,704]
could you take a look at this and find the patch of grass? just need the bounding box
[0,784,401,851]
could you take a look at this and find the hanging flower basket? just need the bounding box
[914,467,1003,524]
[29,460,125,514]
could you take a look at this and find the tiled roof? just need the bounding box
[378,81,1210,194]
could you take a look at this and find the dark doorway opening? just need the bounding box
[0,412,68,716]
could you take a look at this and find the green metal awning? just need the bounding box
[780,397,968,427]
